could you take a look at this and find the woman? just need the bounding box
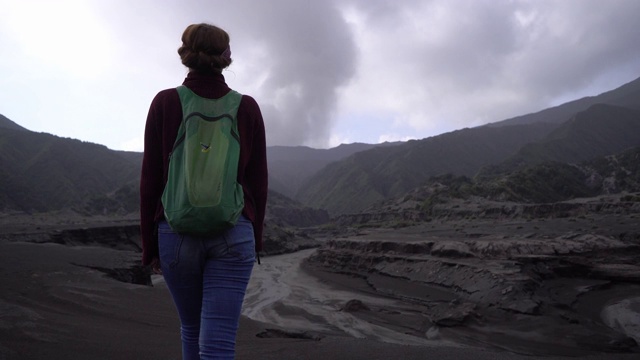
[140,23,268,359]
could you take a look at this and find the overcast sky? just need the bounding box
[1,0,639,151]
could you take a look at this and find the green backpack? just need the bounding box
[161,85,244,235]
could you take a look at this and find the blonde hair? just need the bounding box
[177,23,232,72]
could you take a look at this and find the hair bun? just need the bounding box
[178,23,232,72]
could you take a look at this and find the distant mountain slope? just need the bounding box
[0,113,383,215]
[296,123,557,215]
[0,114,27,131]
[0,126,141,213]
[266,190,329,227]
[479,104,640,177]
[4,75,640,219]
[485,143,640,203]
[296,76,640,216]
[586,146,640,194]
[490,146,640,202]
[345,146,640,226]
[488,75,640,127]
[268,142,399,198]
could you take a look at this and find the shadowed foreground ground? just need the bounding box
[1,237,638,360]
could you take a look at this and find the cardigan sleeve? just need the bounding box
[139,93,166,266]
[239,95,269,252]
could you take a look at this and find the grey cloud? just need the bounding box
[514,1,640,95]
[160,1,640,147]
[223,0,358,147]
[348,0,640,126]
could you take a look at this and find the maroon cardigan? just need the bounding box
[140,71,268,266]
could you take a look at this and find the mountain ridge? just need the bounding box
[336,145,640,228]
[0,114,27,131]
[2,75,640,217]
[295,76,640,215]
[487,75,640,127]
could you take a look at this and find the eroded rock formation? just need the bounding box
[303,222,640,353]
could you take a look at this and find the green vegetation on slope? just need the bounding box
[297,102,639,216]
[418,146,640,211]
[297,76,640,216]
[0,126,141,213]
[297,123,557,215]
[478,104,640,177]
[350,146,640,227]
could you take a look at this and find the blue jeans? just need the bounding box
[158,216,255,360]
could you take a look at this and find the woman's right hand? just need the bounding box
[150,257,162,275]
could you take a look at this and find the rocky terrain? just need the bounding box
[303,196,640,355]
[0,207,322,283]
[2,193,640,357]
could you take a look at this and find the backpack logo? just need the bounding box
[200,143,211,152]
